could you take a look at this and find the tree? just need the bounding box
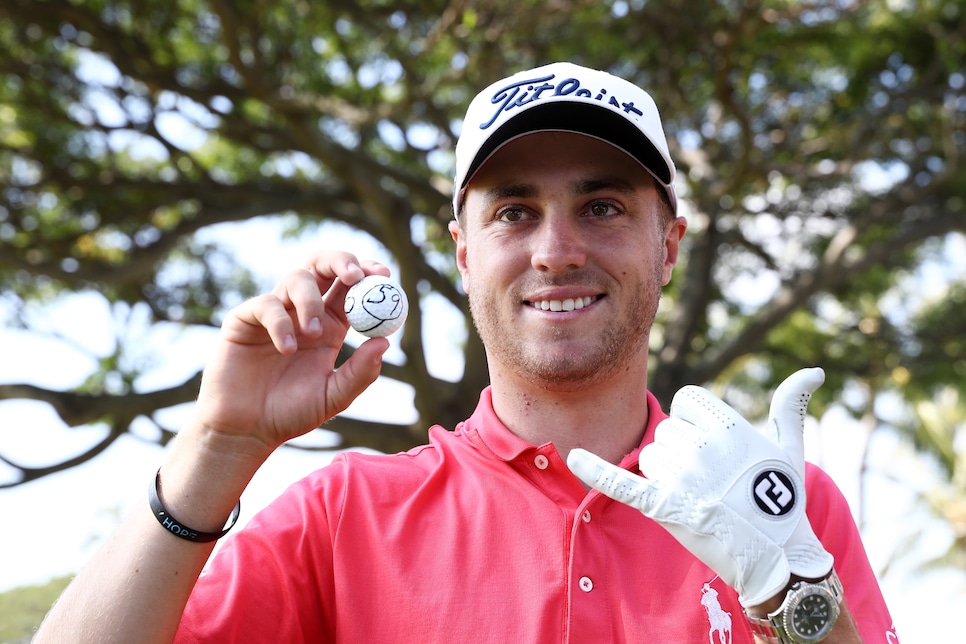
[1,0,963,560]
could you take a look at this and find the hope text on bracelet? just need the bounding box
[148,468,241,543]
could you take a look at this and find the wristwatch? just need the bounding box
[745,570,843,643]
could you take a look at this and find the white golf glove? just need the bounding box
[567,368,834,608]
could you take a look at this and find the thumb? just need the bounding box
[324,337,389,417]
[765,367,825,461]
[567,448,654,513]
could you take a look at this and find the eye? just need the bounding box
[496,206,530,223]
[587,201,620,217]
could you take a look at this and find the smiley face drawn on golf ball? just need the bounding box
[344,275,408,337]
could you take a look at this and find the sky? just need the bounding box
[1,218,964,644]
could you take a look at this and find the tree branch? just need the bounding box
[691,208,966,383]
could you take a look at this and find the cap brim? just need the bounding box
[460,102,673,192]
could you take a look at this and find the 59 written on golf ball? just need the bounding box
[343,275,409,338]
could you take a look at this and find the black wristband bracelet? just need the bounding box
[148,468,241,543]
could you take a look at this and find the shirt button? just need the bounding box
[534,454,549,470]
[581,510,592,523]
[579,576,594,592]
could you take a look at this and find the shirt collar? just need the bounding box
[463,385,668,469]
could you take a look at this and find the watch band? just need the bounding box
[746,570,844,644]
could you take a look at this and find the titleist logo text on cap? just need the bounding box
[478,73,646,130]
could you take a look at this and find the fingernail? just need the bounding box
[307,317,321,334]
[283,334,297,351]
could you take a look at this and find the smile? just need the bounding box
[525,295,599,312]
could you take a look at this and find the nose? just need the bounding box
[530,213,588,273]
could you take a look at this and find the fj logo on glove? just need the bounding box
[752,470,796,516]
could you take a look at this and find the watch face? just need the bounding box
[790,593,833,640]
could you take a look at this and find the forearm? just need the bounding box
[35,425,269,643]
[34,501,214,643]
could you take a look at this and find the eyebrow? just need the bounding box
[472,183,534,213]
[481,183,537,202]
[480,177,638,205]
[574,177,637,195]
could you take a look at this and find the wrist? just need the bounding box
[745,553,837,615]
[746,574,809,617]
[179,413,279,465]
[149,468,241,542]
[153,425,267,532]
[745,570,844,644]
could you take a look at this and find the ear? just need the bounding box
[449,219,471,294]
[661,216,688,285]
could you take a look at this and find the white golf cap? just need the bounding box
[453,62,677,216]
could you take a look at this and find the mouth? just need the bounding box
[524,295,601,312]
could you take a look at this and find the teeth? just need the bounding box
[530,296,596,311]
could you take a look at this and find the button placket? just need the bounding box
[573,502,598,597]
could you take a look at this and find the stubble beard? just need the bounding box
[469,272,664,392]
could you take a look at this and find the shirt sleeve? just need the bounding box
[805,463,900,642]
[174,465,341,643]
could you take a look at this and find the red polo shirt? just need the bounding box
[177,387,897,642]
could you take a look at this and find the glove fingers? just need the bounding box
[669,385,752,436]
[767,367,825,460]
[653,415,710,453]
[567,448,654,512]
[638,439,677,480]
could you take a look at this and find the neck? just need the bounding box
[488,362,651,466]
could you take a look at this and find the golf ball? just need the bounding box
[344,275,409,338]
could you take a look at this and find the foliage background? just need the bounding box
[0,576,71,643]
[1,0,965,636]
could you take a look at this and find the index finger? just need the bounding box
[567,448,655,513]
[304,251,391,291]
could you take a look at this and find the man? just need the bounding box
[37,63,897,643]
